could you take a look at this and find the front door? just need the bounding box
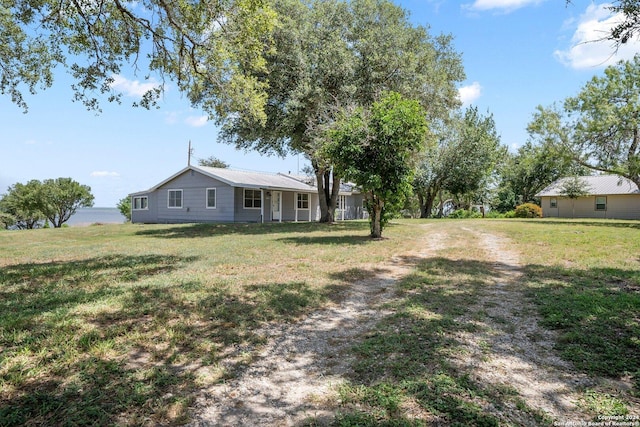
[272,191,281,221]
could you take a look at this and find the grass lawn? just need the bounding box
[1,218,639,425]
[0,221,425,425]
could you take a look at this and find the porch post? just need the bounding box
[295,193,299,222]
[279,191,282,223]
[260,190,264,223]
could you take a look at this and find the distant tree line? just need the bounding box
[0,178,94,229]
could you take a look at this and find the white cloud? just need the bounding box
[465,0,544,13]
[91,171,120,178]
[458,82,482,105]
[110,75,161,98]
[164,111,179,125]
[554,4,640,69]
[184,115,208,127]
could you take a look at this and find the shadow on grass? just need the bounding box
[134,221,370,239]
[522,264,640,380]
[331,254,640,425]
[0,254,203,426]
[0,255,196,323]
[0,260,342,426]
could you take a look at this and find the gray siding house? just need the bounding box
[130,166,365,224]
[130,166,322,224]
[536,175,640,219]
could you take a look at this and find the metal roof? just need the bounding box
[194,166,317,191]
[131,165,318,195]
[536,175,640,197]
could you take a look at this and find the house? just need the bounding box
[130,165,367,224]
[536,175,640,219]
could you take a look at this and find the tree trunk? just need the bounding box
[419,186,438,218]
[370,198,383,238]
[313,161,340,223]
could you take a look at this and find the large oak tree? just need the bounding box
[219,0,464,222]
[1,0,276,120]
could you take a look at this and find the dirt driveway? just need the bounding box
[186,222,615,426]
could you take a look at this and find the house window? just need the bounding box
[550,197,557,208]
[297,193,309,209]
[206,188,217,209]
[168,189,183,208]
[133,196,148,210]
[595,196,607,211]
[244,189,262,209]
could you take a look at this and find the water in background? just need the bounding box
[67,207,127,226]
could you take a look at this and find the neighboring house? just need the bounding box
[130,165,367,224]
[536,175,640,219]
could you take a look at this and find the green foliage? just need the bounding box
[198,156,229,168]
[0,178,94,229]
[219,0,464,222]
[492,137,587,213]
[117,197,131,222]
[559,176,591,199]
[449,209,483,219]
[0,212,16,229]
[608,1,640,44]
[40,178,94,227]
[0,180,46,229]
[414,107,504,218]
[514,203,542,218]
[532,55,640,188]
[326,92,428,237]
[2,0,276,118]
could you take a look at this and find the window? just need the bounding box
[133,196,148,210]
[297,193,309,209]
[550,197,557,208]
[168,189,183,208]
[244,189,261,209]
[206,188,217,209]
[595,196,607,211]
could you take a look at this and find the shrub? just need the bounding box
[485,210,506,218]
[448,209,482,219]
[514,203,542,218]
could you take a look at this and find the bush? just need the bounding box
[485,210,506,218]
[514,203,542,218]
[448,209,482,219]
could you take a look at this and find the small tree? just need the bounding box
[198,156,230,168]
[0,180,46,229]
[117,197,131,222]
[327,92,428,238]
[559,176,591,218]
[40,178,95,227]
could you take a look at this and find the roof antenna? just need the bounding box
[188,140,193,166]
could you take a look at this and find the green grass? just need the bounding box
[2,218,639,425]
[0,221,425,426]
[327,218,640,425]
[481,219,640,384]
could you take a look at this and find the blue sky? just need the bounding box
[1,0,639,207]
